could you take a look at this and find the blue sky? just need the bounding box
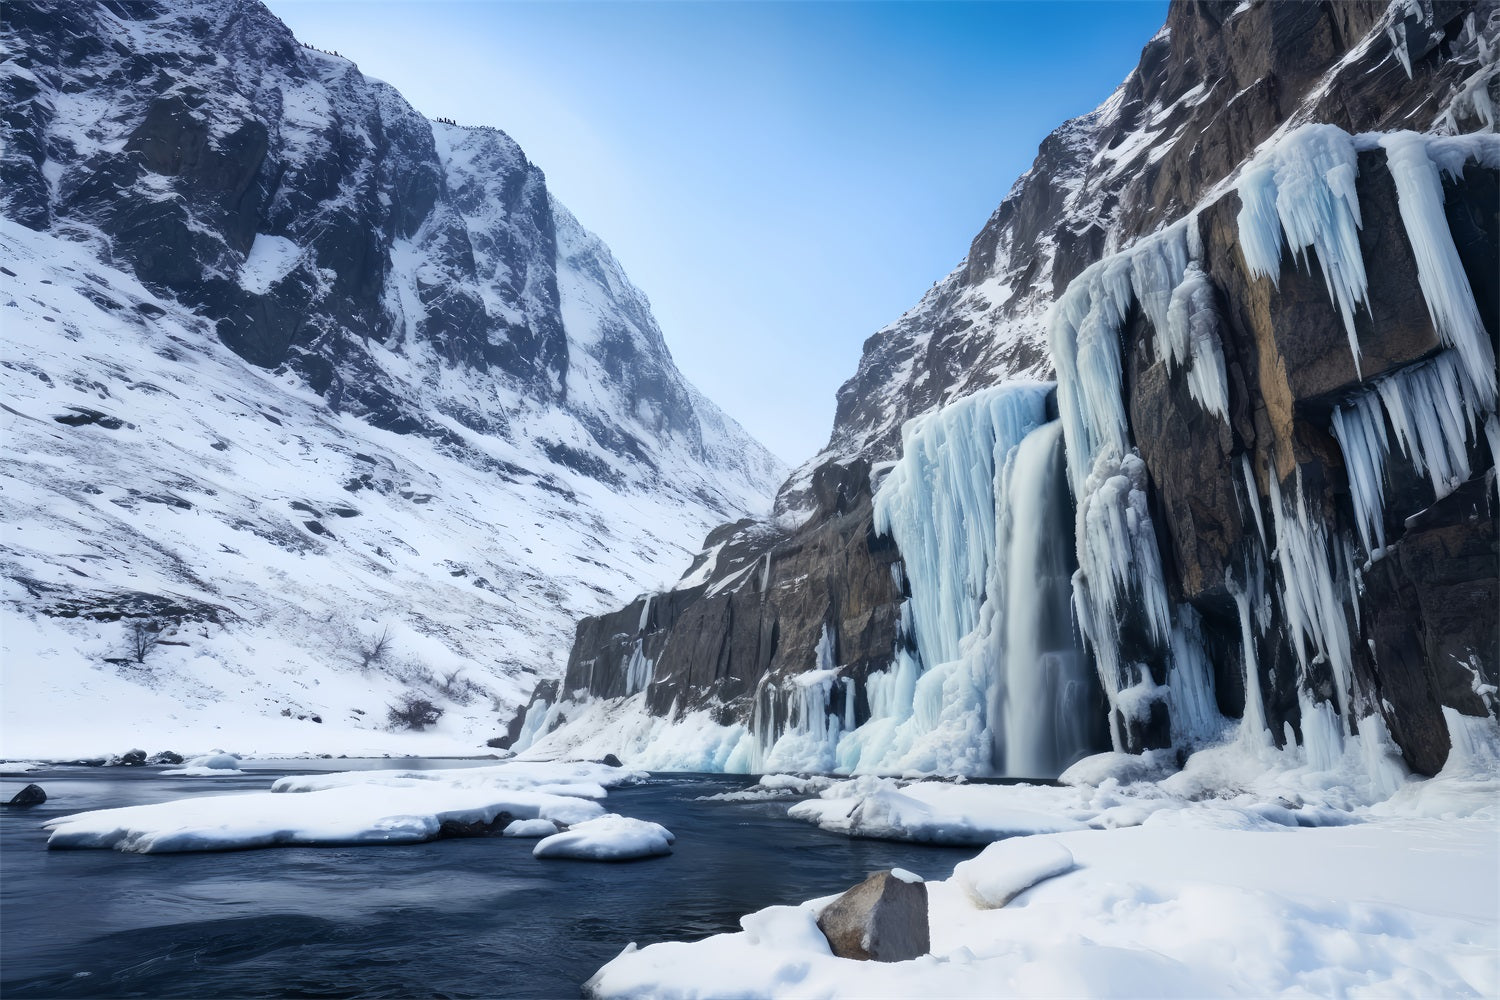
[266,0,1168,465]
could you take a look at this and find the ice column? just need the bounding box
[1268,470,1356,733]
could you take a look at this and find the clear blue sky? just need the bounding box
[266,0,1169,466]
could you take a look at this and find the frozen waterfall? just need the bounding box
[998,421,1098,778]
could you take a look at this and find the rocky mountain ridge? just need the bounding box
[0,0,783,755]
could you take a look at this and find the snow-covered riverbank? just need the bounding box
[589,714,1500,997]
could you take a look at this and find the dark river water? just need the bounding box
[1,764,978,998]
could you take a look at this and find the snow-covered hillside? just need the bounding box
[0,1,784,758]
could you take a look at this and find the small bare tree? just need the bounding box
[359,625,393,671]
[127,619,162,664]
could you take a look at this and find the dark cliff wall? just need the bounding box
[560,460,906,728]
[1124,150,1498,772]
[538,0,1497,774]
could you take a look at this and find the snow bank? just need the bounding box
[952,839,1075,908]
[532,813,675,861]
[44,760,639,853]
[789,777,1089,845]
[591,736,1500,998]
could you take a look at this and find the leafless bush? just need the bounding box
[358,625,393,671]
[387,693,443,731]
[435,668,485,706]
[126,619,163,664]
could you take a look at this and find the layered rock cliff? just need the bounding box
[523,0,1498,780]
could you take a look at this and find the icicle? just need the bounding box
[1161,263,1230,420]
[1165,605,1222,746]
[623,641,654,696]
[1234,125,1369,374]
[1268,470,1356,735]
[1378,132,1497,412]
[1374,351,1481,499]
[1331,391,1390,556]
[1229,570,1272,748]
[1239,453,1267,546]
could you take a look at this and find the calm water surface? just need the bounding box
[1,765,978,998]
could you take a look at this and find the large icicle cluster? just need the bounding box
[1332,349,1493,560]
[1377,132,1498,411]
[1236,125,1370,372]
[1161,264,1230,420]
[1049,221,1226,752]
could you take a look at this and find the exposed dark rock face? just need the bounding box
[816,870,930,963]
[548,0,1497,777]
[1126,146,1499,764]
[562,460,905,729]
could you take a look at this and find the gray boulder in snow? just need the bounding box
[815,869,929,962]
[4,784,47,808]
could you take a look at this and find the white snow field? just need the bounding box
[532,813,676,861]
[0,216,778,761]
[587,713,1500,998]
[43,760,637,853]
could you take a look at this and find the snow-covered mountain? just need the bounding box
[527,0,1498,784]
[0,0,784,757]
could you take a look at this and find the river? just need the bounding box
[1,764,979,998]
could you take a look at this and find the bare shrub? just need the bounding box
[126,619,163,664]
[359,625,393,671]
[435,668,485,706]
[387,693,443,731]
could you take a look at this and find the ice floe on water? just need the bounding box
[43,761,649,854]
[788,776,1089,846]
[162,751,244,777]
[533,814,675,861]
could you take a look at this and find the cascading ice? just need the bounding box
[1235,125,1369,373]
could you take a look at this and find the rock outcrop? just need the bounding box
[815,870,930,963]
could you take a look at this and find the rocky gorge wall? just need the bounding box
[516,0,1498,778]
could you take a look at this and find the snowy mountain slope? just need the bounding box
[0,0,779,512]
[0,219,761,757]
[0,1,784,757]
